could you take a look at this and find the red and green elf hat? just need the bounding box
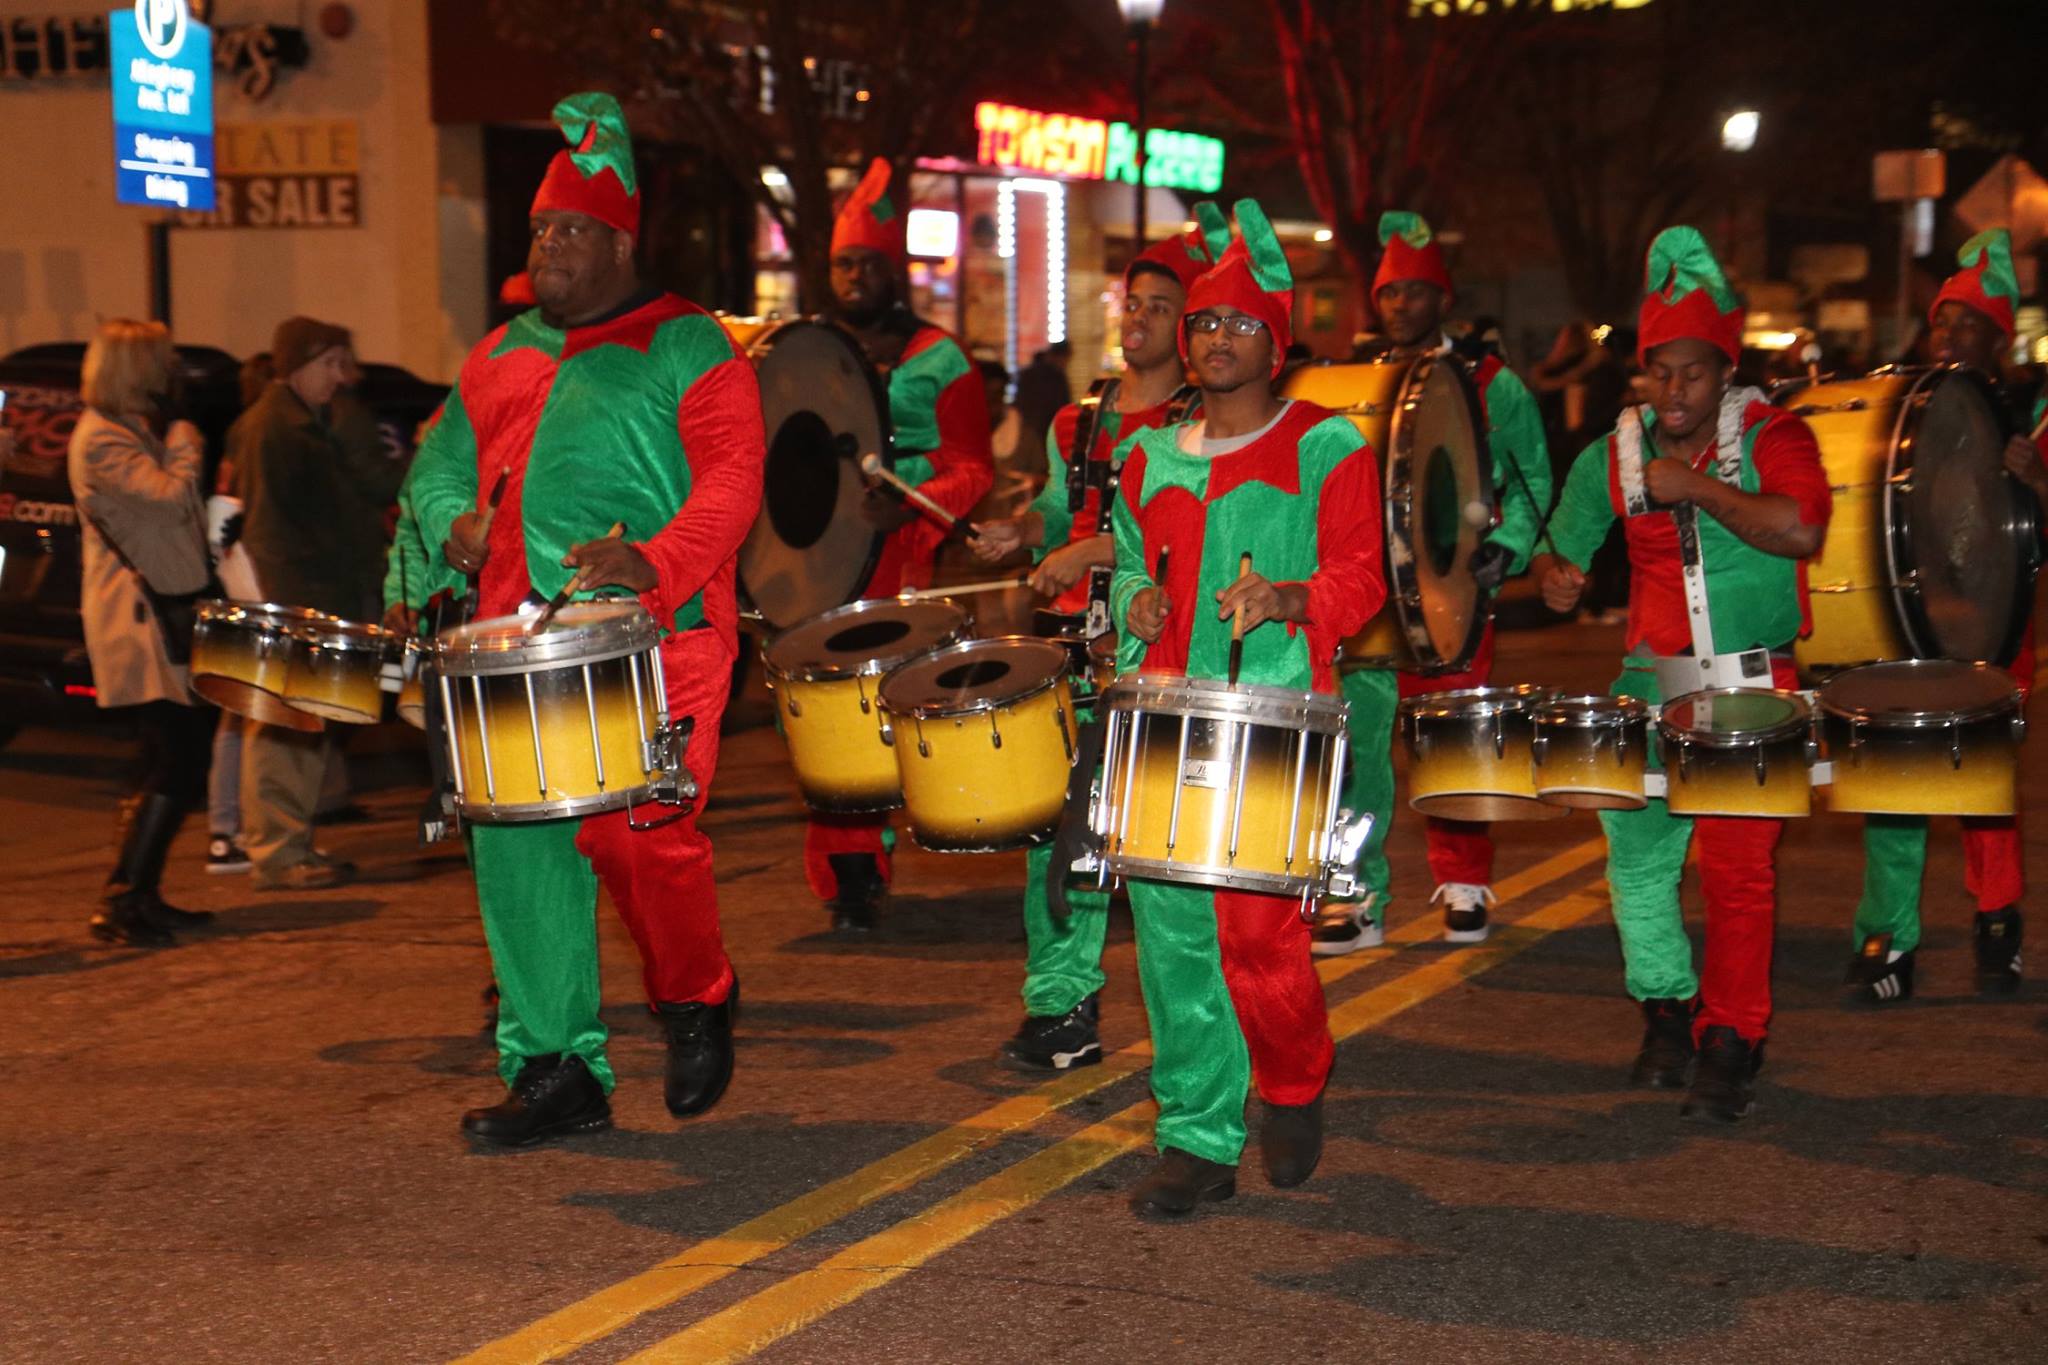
[1181,198,1295,376]
[1126,202,1221,294]
[1929,229,2019,339]
[831,157,907,264]
[530,92,640,235]
[1372,210,1453,302]
[1636,226,1743,363]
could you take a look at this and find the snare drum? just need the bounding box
[1401,686,1568,820]
[1532,695,1650,810]
[281,617,396,724]
[190,600,327,731]
[1657,688,1814,818]
[435,601,689,823]
[762,599,969,813]
[1818,660,2024,816]
[879,637,1076,851]
[1090,673,1352,898]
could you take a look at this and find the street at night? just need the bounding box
[5,616,2044,1363]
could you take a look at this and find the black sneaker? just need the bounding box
[1435,882,1495,944]
[1679,1025,1761,1123]
[1845,933,1914,1004]
[1975,906,2023,995]
[205,836,251,875]
[1630,997,1696,1089]
[999,993,1102,1072]
[1310,895,1384,958]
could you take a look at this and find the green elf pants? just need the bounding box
[1021,842,1112,1017]
[1854,816,1929,954]
[1330,666,1399,920]
[471,821,613,1091]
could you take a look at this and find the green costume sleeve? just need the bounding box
[1109,469,1152,635]
[386,386,478,610]
[1483,366,1552,574]
[1033,422,1074,565]
[1546,434,1616,572]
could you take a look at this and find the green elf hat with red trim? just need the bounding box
[1636,226,1744,363]
[1181,198,1295,376]
[1125,201,1222,295]
[1372,210,1453,302]
[831,157,907,264]
[1930,229,2019,339]
[530,92,640,235]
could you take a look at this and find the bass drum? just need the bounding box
[1283,353,1495,673]
[739,319,894,631]
[1781,366,2036,676]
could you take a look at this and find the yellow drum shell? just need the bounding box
[774,672,902,813]
[1656,689,1813,819]
[890,677,1076,852]
[1790,374,1915,673]
[1532,698,1649,811]
[441,658,659,820]
[282,621,394,725]
[1402,688,1569,821]
[1817,661,2023,816]
[190,601,326,731]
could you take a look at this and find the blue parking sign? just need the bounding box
[110,0,214,211]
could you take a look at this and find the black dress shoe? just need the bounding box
[1629,997,1696,1089]
[1261,1089,1325,1188]
[461,1053,611,1147]
[827,853,882,932]
[89,893,175,948]
[137,889,215,932]
[655,978,738,1118]
[1128,1147,1236,1218]
[1679,1025,1761,1123]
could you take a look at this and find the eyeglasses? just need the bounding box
[1185,313,1268,337]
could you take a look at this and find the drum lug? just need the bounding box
[2014,714,2028,745]
[1950,721,1963,771]
[1677,738,1691,779]
[916,716,930,759]
[857,675,872,714]
[1490,712,1506,759]
[1530,731,1547,765]
[1056,703,1074,764]
[989,712,1003,749]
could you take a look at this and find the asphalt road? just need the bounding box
[3,612,2044,1364]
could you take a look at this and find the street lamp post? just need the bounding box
[1118,0,1164,253]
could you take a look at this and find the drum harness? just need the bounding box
[1066,378,1201,641]
[1616,386,1779,700]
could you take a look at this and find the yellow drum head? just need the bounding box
[764,598,968,683]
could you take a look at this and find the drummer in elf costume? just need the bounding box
[805,157,996,932]
[1314,211,1553,955]
[1848,228,2040,1004]
[1535,227,1829,1123]
[964,215,1216,1070]
[1113,200,1385,1215]
[385,94,764,1147]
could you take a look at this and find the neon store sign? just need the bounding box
[973,102,1225,194]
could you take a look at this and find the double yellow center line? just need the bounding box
[458,836,1608,1365]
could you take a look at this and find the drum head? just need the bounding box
[1402,684,1554,721]
[1820,659,2019,725]
[763,599,968,681]
[1891,368,2032,664]
[740,320,893,631]
[878,638,1070,717]
[1536,694,1648,726]
[1659,688,1809,745]
[437,600,659,674]
[1389,355,1495,671]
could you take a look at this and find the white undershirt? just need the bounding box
[1178,399,1296,459]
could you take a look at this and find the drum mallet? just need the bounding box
[859,451,959,530]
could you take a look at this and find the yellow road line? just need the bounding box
[455,836,1607,1365]
[620,883,1613,1364]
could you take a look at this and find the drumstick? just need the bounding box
[859,451,959,530]
[894,575,1028,603]
[461,470,509,619]
[527,521,625,634]
[1228,551,1251,686]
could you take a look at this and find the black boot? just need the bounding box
[461,1053,612,1147]
[1680,1025,1762,1123]
[1845,932,1914,1004]
[1128,1147,1236,1218]
[654,977,738,1118]
[827,853,883,932]
[124,793,214,932]
[1974,906,2023,995]
[1261,1088,1325,1189]
[999,993,1102,1072]
[1629,997,1696,1088]
[90,795,175,948]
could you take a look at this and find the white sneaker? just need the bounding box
[1435,882,1496,943]
[1311,894,1384,957]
